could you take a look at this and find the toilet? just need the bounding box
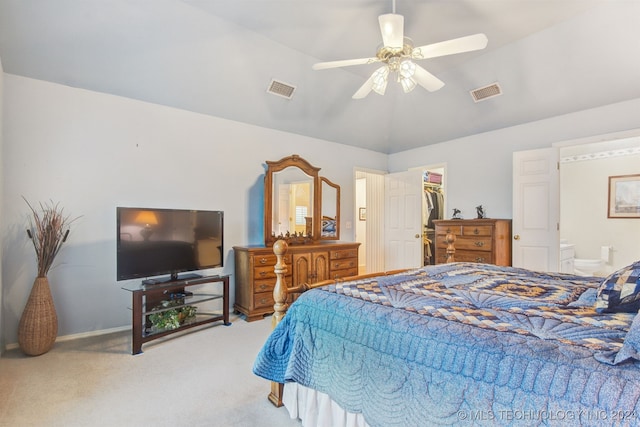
[573,245,610,276]
[573,258,605,276]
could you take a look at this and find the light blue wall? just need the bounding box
[0,74,387,347]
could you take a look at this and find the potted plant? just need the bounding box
[149,300,197,332]
[18,198,76,356]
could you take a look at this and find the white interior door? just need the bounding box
[384,170,423,270]
[512,147,559,271]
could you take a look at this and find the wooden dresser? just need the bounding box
[233,242,359,321]
[433,219,512,266]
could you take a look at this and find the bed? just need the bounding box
[253,241,640,427]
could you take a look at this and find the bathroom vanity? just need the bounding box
[559,243,575,274]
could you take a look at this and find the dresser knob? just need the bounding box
[473,228,479,235]
[259,272,267,277]
[259,258,267,264]
[475,257,485,262]
[474,241,484,247]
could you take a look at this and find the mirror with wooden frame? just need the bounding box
[319,177,340,240]
[264,155,340,245]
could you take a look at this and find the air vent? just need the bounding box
[470,82,502,102]
[267,79,296,99]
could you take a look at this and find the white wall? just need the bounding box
[389,98,640,221]
[1,74,387,347]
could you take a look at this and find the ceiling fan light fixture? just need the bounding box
[399,59,416,78]
[372,66,389,95]
[400,76,417,93]
[395,59,417,93]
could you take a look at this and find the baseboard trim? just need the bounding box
[4,325,130,351]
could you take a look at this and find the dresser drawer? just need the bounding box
[330,249,358,259]
[254,265,276,280]
[330,258,358,271]
[453,236,493,252]
[436,236,492,249]
[437,250,492,264]
[332,267,358,279]
[435,225,462,236]
[253,292,274,309]
[461,225,493,237]
[253,253,292,266]
[254,279,276,294]
[456,250,492,263]
[253,254,276,266]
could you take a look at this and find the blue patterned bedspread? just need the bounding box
[254,263,640,426]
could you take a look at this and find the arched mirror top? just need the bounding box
[264,155,340,245]
[320,177,340,240]
[265,154,320,177]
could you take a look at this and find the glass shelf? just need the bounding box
[122,275,231,354]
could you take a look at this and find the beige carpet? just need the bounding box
[0,314,301,427]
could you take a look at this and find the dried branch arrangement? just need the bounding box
[24,198,77,277]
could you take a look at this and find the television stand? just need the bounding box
[142,273,203,285]
[122,275,230,354]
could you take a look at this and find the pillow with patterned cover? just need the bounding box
[595,260,640,313]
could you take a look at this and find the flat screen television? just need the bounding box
[117,207,224,282]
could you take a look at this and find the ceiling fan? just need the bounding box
[312,2,488,99]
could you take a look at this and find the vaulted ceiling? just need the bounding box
[1,0,639,154]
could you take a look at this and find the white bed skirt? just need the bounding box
[282,383,370,427]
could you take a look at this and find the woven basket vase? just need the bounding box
[18,276,58,356]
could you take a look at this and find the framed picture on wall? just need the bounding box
[608,174,640,218]
[359,207,366,221]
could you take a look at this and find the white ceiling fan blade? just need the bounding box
[413,64,445,92]
[352,74,375,99]
[413,33,488,60]
[312,57,379,70]
[378,13,404,48]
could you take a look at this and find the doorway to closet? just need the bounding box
[355,165,446,275]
